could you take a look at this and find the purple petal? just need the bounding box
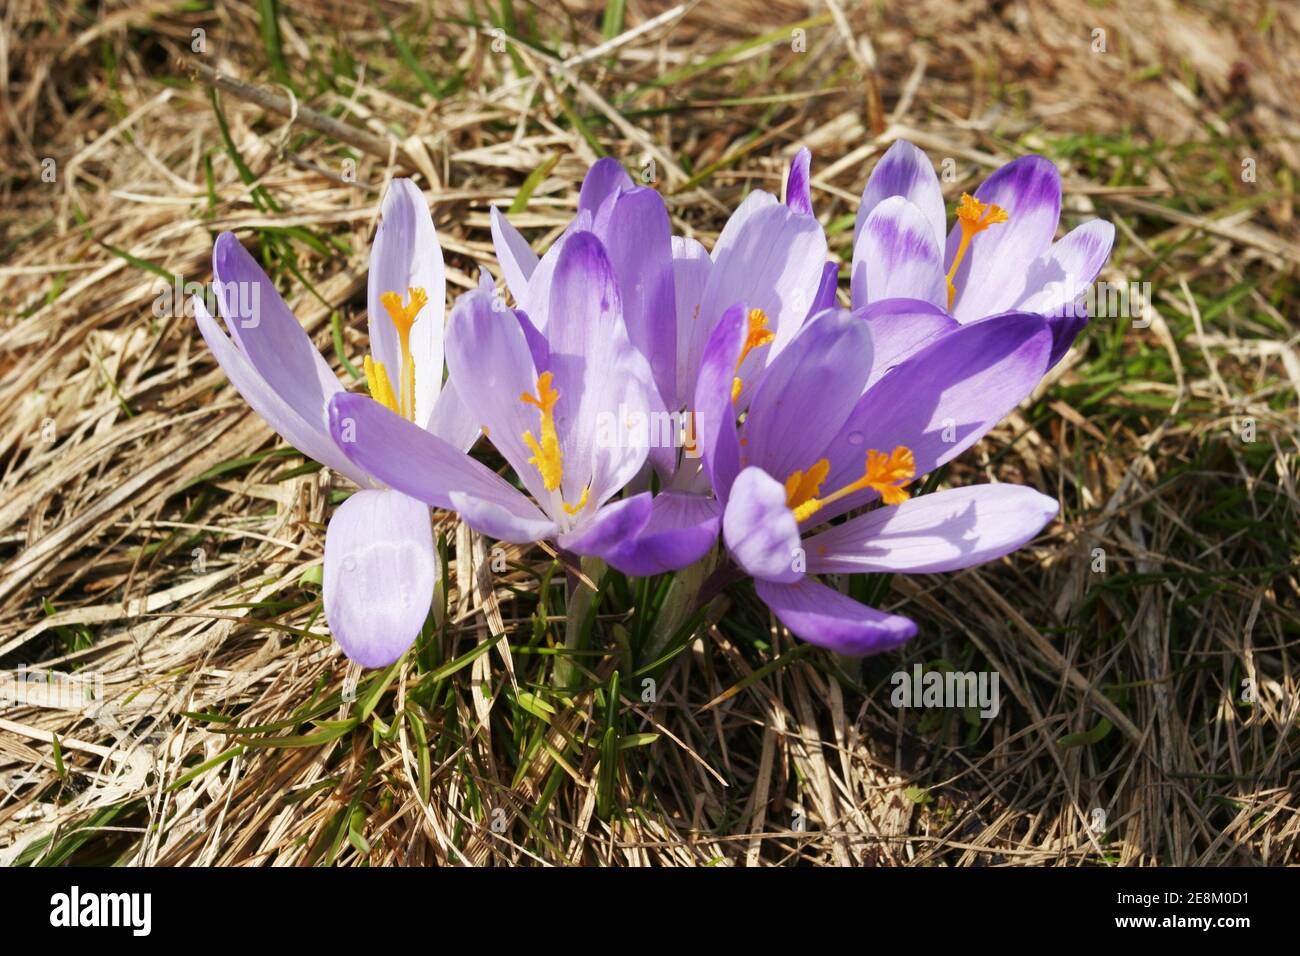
[444,288,551,502]
[856,140,946,251]
[544,231,654,507]
[741,309,873,481]
[578,157,634,214]
[806,484,1058,574]
[324,488,436,667]
[328,391,548,528]
[490,206,539,305]
[1015,219,1116,365]
[671,236,712,409]
[785,147,813,216]
[194,297,371,487]
[817,311,1052,522]
[807,261,841,318]
[367,179,447,424]
[722,467,803,583]
[212,232,343,432]
[755,577,917,655]
[692,303,748,501]
[592,186,677,407]
[947,155,1061,322]
[518,209,593,331]
[858,298,959,389]
[852,196,946,310]
[557,492,653,557]
[595,491,721,576]
[449,490,558,543]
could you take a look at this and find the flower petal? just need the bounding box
[858,298,959,389]
[424,378,481,453]
[1014,219,1116,365]
[328,391,548,528]
[449,490,558,543]
[593,491,721,576]
[367,179,447,424]
[947,155,1061,322]
[195,296,371,487]
[807,261,841,318]
[851,196,946,310]
[212,232,342,431]
[785,146,813,216]
[693,303,748,501]
[817,311,1052,522]
[722,467,803,583]
[324,488,435,667]
[578,157,633,214]
[671,236,713,409]
[742,309,873,480]
[755,577,917,655]
[490,206,539,306]
[557,492,653,557]
[592,186,677,408]
[806,484,1058,574]
[856,140,946,251]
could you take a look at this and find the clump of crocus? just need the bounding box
[695,304,1060,653]
[193,180,477,667]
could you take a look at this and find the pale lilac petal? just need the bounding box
[444,288,551,502]
[851,196,946,310]
[693,303,748,501]
[449,490,558,543]
[324,488,435,667]
[671,236,712,409]
[785,147,813,216]
[697,201,828,364]
[856,140,946,250]
[328,392,547,526]
[806,484,1058,574]
[424,378,480,453]
[741,309,873,480]
[722,467,803,584]
[592,186,677,407]
[212,232,342,431]
[755,578,917,655]
[578,157,633,214]
[544,231,654,507]
[195,297,371,487]
[947,156,1061,322]
[817,312,1052,522]
[490,206,539,305]
[593,491,721,576]
[1014,219,1116,365]
[367,179,447,425]
[858,298,959,389]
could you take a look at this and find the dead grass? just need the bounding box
[0,0,1297,866]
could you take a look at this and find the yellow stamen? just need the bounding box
[562,485,590,516]
[364,355,400,415]
[945,193,1009,308]
[521,371,563,492]
[787,445,915,523]
[731,308,775,403]
[379,287,428,419]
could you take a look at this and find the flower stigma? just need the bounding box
[945,194,1009,308]
[785,445,915,523]
[731,308,775,403]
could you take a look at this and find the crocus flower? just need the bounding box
[327,230,722,574]
[487,158,828,572]
[695,303,1060,653]
[192,180,478,667]
[851,140,1115,365]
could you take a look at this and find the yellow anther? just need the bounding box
[562,485,590,516]
[521,371,563,492]
[787,445,915,523]
[945,193,1009,308]
[731,308,775,404]
[364,355,400,415]
[379,287,428,419]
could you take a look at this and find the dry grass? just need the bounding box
[1,0,1297,866]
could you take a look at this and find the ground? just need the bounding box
[0,0,1297,866]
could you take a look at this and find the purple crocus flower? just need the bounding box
[488,158,828,572]
[192,180,478,667]
[851,140,1115,365]
[326,230,721,575]
[695,303,1060,654]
